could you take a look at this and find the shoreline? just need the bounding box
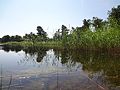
[2,41,120,54]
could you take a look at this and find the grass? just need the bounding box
[3,41,63,49]
[68,27,120,50]
[2,27,120,51]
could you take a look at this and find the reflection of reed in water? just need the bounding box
[0,66,24,90]
[0,66,2,90]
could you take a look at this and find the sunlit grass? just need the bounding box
[3,27,120,50]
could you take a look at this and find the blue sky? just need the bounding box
[0,0,120,38]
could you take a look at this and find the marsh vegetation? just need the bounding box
[0,5,120,90]
[0,5,120,51]
[0,45,120,90]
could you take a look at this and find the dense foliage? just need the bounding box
[53,5,120,49]
[0,35,23,43]
[1,5,120,50]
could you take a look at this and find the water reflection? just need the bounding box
[1,45,120,89]
[54,49,120,88]
[2,45,23,52]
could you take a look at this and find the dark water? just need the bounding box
[0,45,120,90]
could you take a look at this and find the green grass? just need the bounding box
[3,41,63,49]
[2,27,120,51]
[68,27,120,50]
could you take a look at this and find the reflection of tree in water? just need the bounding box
[36,48,48,63]
[20,48,82,72]
[2,46,10,52]
[54,49,120,88]
[54,49,69,64]
[82,52,120,88]
[53,49,82,72]
[67,50,120,88]
[19,49,61,69]
[40,49,59,67]
[2,45,22,53]
[23,47,48,63]
[2,45,49,66]
[24,47,37,56]
[2,45,120,88]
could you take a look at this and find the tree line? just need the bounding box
[53,5,120,48]
[0,26,48,43]
[0,5,120,49]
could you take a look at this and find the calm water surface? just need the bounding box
[0,45,119,90]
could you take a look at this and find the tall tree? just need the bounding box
[37,26,44,35]
[0,38,1,42]
[14,35,22,42]
[36,26,47,41]
[82,19,91,30]
[61,25,69,38]
[23,34,29,41]
[108,5,120,28]
[1,35,11,42]
[92,17,103,30]
[53,29,61,41]
[61,25,69,47]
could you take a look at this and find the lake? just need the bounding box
[0,45,120,90]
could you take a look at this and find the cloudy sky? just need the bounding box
[0,0,120,38]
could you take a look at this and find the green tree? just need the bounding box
[61,25,69,38]
[53,29,61,41]
[10,36,15,41]
[23,32,37,44]
[92,17,103,30]
[108,5,120,28]
[14,35,22,42]
[82,19,91,30]
[0,38,1,42]
[36,26,47,41]
[1,35,11,42]
[23,34,30,41]
[29,32,37,44]
[61,25,69,47]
